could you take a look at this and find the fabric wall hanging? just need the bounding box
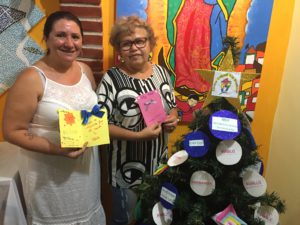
[0,0,44,95]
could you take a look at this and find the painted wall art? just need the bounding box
[0,0,44,95]
[116,0,274,121]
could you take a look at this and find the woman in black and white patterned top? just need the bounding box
[97,15,178,225]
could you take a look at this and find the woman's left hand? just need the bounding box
[163,114,179,133]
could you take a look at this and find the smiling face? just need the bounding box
[45,19,82,63]
[118,28,151,71]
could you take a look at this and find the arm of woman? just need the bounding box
[109,123,162,141]
[163,107,179,133]
[2,68,87,158]
[3,68,56,153]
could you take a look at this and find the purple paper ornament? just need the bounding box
[183,131,210,157]
[159,182,178,210]
[209,110,241,140]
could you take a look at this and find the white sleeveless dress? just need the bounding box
[19,65,106,225]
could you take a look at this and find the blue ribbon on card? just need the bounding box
[81,104,104,125]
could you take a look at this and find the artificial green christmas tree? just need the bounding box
[134,44,285,225]
[135,98,285,225]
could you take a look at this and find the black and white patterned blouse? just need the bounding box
[97,64,176,187]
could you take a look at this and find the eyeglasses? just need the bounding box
[119,37,148,51]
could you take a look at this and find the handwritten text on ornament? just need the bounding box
[212,117,238,132]
[189,139,204,147]
[160,187,176,204]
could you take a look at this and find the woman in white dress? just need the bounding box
[2,11,106,225]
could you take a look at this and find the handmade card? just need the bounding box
[58,108,109,148]
[221,212,247,225]
[136,90,167,126]
[212,204,247,225]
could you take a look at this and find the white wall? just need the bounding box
[266,0,300,224]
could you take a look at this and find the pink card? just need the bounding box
[216,204,237,222]
[136,90,167,126]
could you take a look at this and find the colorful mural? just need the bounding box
[117,0,274,121]
[0,0,44,95]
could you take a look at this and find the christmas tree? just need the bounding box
[134,41,285,225]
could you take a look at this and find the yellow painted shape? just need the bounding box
[28,0,60,50]
[102,0,115,71]
[146,0,169,64]
[168,123,190,155]
[252,0,295,168]
[241,80,253,90]
[227,0,252,50]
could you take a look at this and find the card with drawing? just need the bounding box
[58,108,110,148]
[136,90,167,126]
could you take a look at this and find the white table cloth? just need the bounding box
[0,177,27,225]
[0,142,27,225]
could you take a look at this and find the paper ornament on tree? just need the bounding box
[190,170,215,196]
[254,205,279,225]
[183,131,210,158]
[160,182,178,210]
[242,170,267,197]
[209,110,241,140]
[216,140,242,165]
[240,159,264,177]
[167,150,189,167]
[195,48,259,110]
[152,202,173,225]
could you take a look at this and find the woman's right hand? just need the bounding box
[51,142,89,158]
[139,123,162,140]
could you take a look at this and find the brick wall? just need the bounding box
[60,0,103,84]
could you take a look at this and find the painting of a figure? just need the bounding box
[116,0,274,121]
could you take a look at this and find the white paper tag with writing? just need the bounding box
[189,139,204,147]
[212,116,238,132]
[161,187,176,205]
